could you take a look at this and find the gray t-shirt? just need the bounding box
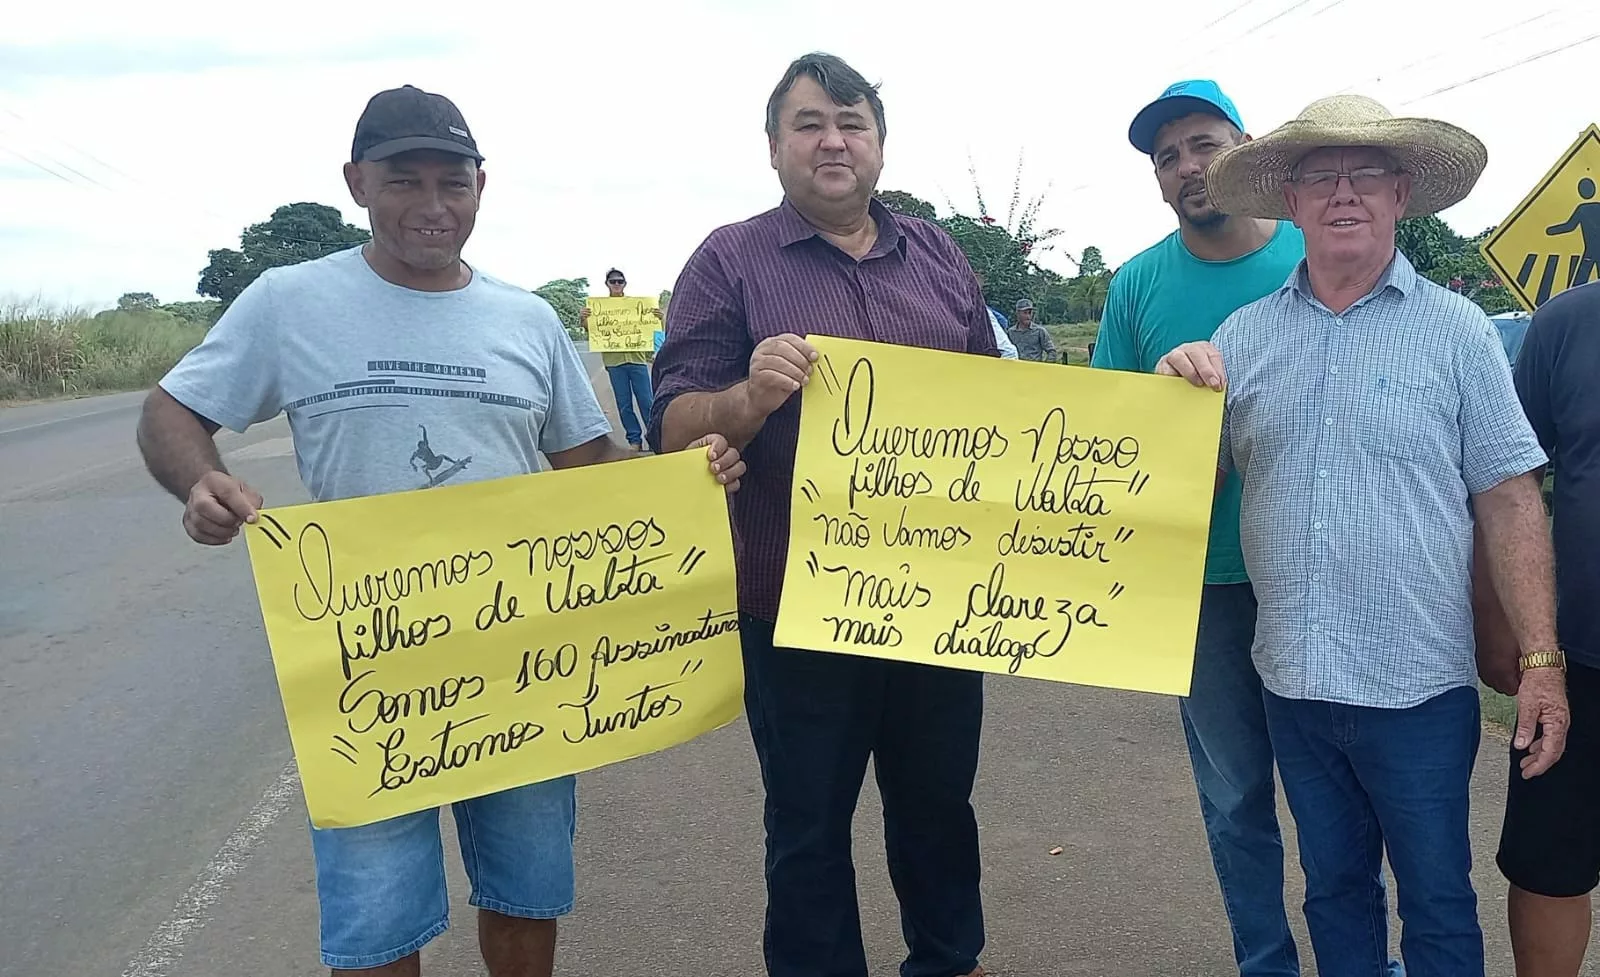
[160,246,611,502]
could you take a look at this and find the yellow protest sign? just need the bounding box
[585,296,660,353]
[773,336,1222,697]
[243,452,743,828]
[1482,124,1600,312]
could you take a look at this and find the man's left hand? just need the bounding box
[687,433,746,495]
[1514,666,1570,778]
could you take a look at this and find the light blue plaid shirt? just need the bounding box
[1215,250,1547,709]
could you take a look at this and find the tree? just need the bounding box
[875,189,937,222]
[1076,246,1107,278]
[116,292,159,311]
[533,277,589,337]
[197,202,370,308]
[161,300,223,327]
[1396,217,1519,315]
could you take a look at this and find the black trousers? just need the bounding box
[739,614,985,977]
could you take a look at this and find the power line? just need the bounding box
[1400,29,1600,105]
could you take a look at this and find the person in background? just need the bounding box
[579,267,659,450]
[1091,78,1307,977]
[648,51,996,977]
[1475,279,1600,977]
[1006,298,1056,361]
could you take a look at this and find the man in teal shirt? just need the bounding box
[1091,80,1307,977]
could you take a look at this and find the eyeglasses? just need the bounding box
[1290,167,1398,198]
[606,279,625,286]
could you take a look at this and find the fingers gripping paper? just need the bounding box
[774,336,1224,696]
[244,452,743,828]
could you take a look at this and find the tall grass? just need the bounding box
[0,301,206,402]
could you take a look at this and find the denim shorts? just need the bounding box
[308,775,577,970]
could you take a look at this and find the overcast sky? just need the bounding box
[1,0,1591,310]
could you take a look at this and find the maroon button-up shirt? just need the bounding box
[649,197,999,622]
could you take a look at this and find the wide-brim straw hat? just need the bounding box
[1203,94,1487,220]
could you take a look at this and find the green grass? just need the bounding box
[1481,683,1518,733]
[1043,321,1100,366]
[0,302,206,403]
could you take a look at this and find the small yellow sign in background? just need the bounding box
[1482,124,1600,313]
[585,296,660,353]
[244,452,743,828]
[774,336,1222,697]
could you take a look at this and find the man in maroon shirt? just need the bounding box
[649,52,997,977]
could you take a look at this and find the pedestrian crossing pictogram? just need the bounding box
[1482,125,1600,313]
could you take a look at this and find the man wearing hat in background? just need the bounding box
[1006,298,1056,361]
[1091,79,1307,977]
[1157,94,1568,977]
[135,84,744,977]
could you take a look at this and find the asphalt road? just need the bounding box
[0,370,1559,977]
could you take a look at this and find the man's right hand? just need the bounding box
[1156,341,1227,391]
[184,471,264,546]
[579,307,590,326]
[745,333,818,418]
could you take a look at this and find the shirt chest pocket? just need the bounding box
[1360,375,1452,460]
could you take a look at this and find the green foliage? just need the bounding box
[117,291,159,311]
[1077,246,1106,277]
[533,277,590,340]
[198,202,371,308]
[658,289,672,315]
[1396,217,1519,315]
[874,189,937,222]
[160,299,223,327]
[0,301,205,401]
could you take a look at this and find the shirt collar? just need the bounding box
[1281,246,1417,306]
[776,196,907,256]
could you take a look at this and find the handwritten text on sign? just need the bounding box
[585,296,660,353]
[244,452,743,828]
[773,336,1222,696]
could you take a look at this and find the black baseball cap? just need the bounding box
[351,85,484,163]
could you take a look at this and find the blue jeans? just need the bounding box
[607,362,653,446]
[1265,686,1482,977]
[740,615,984,977]
[307,776,577,969]
[1180,584,1299,976]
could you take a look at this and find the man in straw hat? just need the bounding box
[1155,94,1570,977]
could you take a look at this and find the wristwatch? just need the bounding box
[1518,649,1567,673]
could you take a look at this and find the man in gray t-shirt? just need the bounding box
[135,85,744,977]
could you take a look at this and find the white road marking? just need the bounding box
[120,761,302,977]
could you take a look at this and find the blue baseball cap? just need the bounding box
[1128,80,1245,155]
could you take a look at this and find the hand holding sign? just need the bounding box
[746,333,819,417]
[185,470,264,545]
[775,335,1224,697]
[244,452,744,828]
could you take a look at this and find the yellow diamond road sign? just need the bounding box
[1482,125,1600,313]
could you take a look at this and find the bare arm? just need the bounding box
[136,386,263,545]
[548,432,746,493]
[546,434,641,469]
[660,384,766,453]
[1475,468,1568,774]
[1474,469,1558,652]
[137,386,226,501]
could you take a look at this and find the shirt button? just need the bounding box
[1312,573,1322,582]
[1318,469,1328,478]
[1312,623,1322,633]
[1330,366,1339,375]
[1313,521,1325,530]
[1324,417,1334,426]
